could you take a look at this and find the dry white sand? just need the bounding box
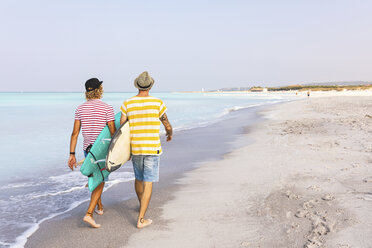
[124,96,372,248]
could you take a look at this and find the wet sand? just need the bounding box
[26,95,372,248]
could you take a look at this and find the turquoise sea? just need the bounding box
[0,92,294,247]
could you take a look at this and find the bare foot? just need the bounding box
[95,207,104,215]
[83,215,101,228]
[137,218,152,229]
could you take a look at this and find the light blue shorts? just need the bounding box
[132,155,160,182]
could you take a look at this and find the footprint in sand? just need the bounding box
[336,209,345,214]
[295,209,308,218]
[322,194,335,201]
[291,222,299,229]
[313,210,327,217]
[285,190,302,199]
[305,217,335,248]
[307,185,321,191]
[303,199,319,209]
[351,162,360,168]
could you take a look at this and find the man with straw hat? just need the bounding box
[120,71,173,229]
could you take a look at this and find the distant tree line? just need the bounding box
[211,82,372,92]
[268,85,372,91]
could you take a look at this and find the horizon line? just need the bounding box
[0,91,175,93]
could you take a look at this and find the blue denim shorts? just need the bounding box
[132,155,160,182]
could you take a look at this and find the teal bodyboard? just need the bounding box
[80,112,121,192]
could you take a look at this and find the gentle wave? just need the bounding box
[10,198,91,248]
[8,171,135,248]
[31,185,87,199]
[0,241,11,248]
[0,182,36,190]
[171,100,283,133]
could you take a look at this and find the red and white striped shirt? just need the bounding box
[75,99,115,150]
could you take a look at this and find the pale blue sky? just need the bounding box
[1,0,372,92]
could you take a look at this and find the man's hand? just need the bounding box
[68,120,81,171]
[160,113,173,142]
[166,131,172,142]
[68,155,76,170]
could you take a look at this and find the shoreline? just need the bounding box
[1,94,288,247]
[24,101,267,248]
[23,94,372,247]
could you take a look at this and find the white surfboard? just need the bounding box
[105,121,131,172]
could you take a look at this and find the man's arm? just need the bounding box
[68,120,81,170]
[120,113,127,125]
[107,121,116,137]
[160,113,173,142]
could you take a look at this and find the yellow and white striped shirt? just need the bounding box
[120,96,167,155]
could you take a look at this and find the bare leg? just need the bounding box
[137,181,153,229]
[83,182,104,228]
[134,179,144,203]
[94,187,105,215]
[95,182,104,215]
[97,196,103,209]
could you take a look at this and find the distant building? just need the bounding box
[249,87,267,92]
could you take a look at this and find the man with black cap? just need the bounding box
[120,71,173,229]
[68,78,116,228]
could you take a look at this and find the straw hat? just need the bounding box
[134,71,154,90]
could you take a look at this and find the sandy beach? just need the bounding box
[26,95,372,248]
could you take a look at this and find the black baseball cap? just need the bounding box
[85,78,103,92]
